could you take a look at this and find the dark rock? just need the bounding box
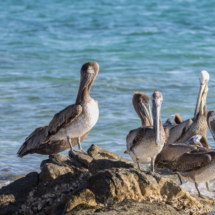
[89,159,140,175]
[87,168,156,205]
[86,167,207,212]
[0,144,210,215]
[68,151,93,167]
[73,208,97,215]
[87,144,131,162]
[63,189,97,215]
[39,154,88,183]
[33,180,55,198]
[67,156,88,169]
[87,144,145,173]
[0,172,39,215]
[40,158,51,169]
[90,199,187,215]
[39,163,73,183]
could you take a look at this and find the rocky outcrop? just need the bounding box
[0,172,39,215]
[87,199,187,215]
[0,144,211,215]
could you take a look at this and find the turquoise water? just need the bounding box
[0,0,215,187]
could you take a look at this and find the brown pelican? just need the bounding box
[164,113,183,127]
[172,111,215,197]
[165,70,210,145]
[125,90,165,172]
[173,148,215,198]
[156,111,215,170]
[131,92,178,144]
[155,135,210,171]
[17,62,99,157]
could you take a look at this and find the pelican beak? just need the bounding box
[194,81,208,119]
[138,102,153,126]
[184,137,195,145]
[154,104,161,147]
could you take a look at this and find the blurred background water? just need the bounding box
[0,0,215,195]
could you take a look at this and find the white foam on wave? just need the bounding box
[181,181,215,199]
[181,181,215,214]
[0,180,11,188]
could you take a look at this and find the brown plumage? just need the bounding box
[126,90,165,172]
[17,62,99,157]
[173,148,212,172]
[173,148,215,197]
[165,119,193,145]
[47,104,82,136]
[207,110,215,140]
[155,135,210,170]
[175,113,183,124]
[132,92,153,127]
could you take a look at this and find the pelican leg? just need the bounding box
[136,157,141,171]
[67,136,74,151]
[68,137,88,157]
[150,158,154,172]
[144,158,154,174]
[195,182,204,198]
[77,137,83,150]
[177,173,183,185]
[206,181,210,191]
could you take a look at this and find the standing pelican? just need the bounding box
[172,111,215,197]
[165,70,210,145]
[17,62,99,157]
[131,92,174,143]
[125,90,165,172]
[173,148,215,198]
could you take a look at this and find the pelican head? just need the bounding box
[76,62,99,103]
[194,70,209,119]
[164,113,183,126]
[132,92,153,126]
[151,90,163,146]
[164,114,176,125]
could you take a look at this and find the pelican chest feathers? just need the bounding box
[17,62,99,157]
[125,90,165,172]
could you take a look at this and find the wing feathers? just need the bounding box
[174,151,211,172]
[48,104,82,135]
[18,104,83,157]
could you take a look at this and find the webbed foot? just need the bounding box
[69,148,88,157]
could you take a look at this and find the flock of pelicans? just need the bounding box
[17,62,215,198]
